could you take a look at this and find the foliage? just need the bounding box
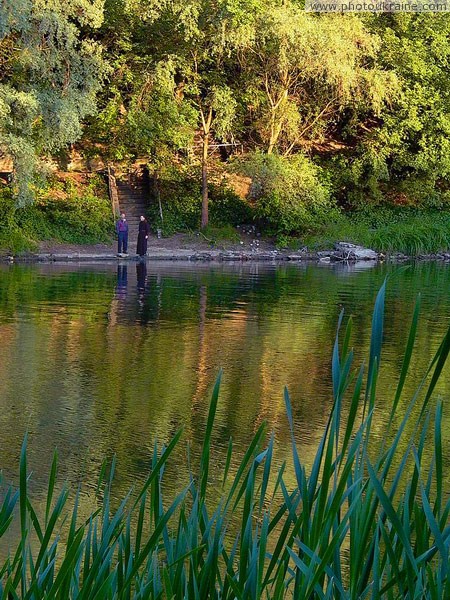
[208,185,254,227]
[147,170,253,235]
[237,152,337,234]
[91,58,197,163]
[0,176,113,252]
[0,0,106,205]
[325,150,391,209]
[303,207,450,256]
[4,4,450,234]
[241,10,395,154]
[0,283,449,597]
[333,13,450,206]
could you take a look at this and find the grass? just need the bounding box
[0,282,449,598]
[189,224,241,246]
[301,209,450,256]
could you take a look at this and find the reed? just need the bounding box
[0,282,449,599]
[303,210,450,256]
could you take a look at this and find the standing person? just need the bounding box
[116,212,128,256]
[136,215,150,257]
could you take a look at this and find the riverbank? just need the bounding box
[2,182,450,262]
[2,234,450,263]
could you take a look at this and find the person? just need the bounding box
[136,215,150,257]
[116,213,128,256]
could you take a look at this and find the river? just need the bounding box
[0,260,448,509]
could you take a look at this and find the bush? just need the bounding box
[209,184,253,227]
[0,175,114,252]
[0,188,39,252]
[325,149,450,210]
[325,149,390,209]
[148,190,201,236]
[148,169,253,236]
[236,152,337,234]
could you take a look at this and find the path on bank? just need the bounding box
[4,234,450,263]
[2,238,406,263]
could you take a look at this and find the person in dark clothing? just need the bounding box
[136,215,150,257]
[116,213,129,255]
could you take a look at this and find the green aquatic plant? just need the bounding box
[0,282,449,598]
[302,209,450,256]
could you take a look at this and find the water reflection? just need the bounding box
[0,261,448,506]
[116,264,128,297]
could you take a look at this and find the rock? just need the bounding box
[391,252,408,261]
[333,242,378,261]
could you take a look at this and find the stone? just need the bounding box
[333,242,378,261]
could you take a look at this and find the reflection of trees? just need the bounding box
[191,285,209,410]
[0,262,448,506]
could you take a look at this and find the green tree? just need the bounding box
[240,7,394,154]
[237,151,335,233]
[120,0,263,227]
[0,0,106,205]
[360,13,450,206]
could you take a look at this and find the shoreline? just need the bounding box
[3,248,450,264]
[1,236,450,264]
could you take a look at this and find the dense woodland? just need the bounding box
[2,1,450,250]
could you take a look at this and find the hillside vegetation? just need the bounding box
[1,3,450,251]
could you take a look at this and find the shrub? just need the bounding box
[0,175,114,251]
[209,184,253,227]
[148,170,253,236]
[326,149,390,209]
[236,152,338,234]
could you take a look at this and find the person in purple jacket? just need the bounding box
[116,213,129,256]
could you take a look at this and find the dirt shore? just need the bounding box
[2,232,314,262]
[1,232,450,263]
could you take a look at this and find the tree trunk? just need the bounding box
[155,171,163,224]
[267,87,288,154]
[201,132,209,228]
[268,106,285,154]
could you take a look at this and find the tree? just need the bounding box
[0,0,106,205]
[360,13,450,206]
[238,151,334,233]
[240,6,395,154]
[120,0,263,227]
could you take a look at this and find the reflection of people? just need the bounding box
[116,213,129,256]
[116,264,128,300]
[136,261,147,291]
[136,215,150,257]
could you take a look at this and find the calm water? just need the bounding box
[0,260,449,510]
